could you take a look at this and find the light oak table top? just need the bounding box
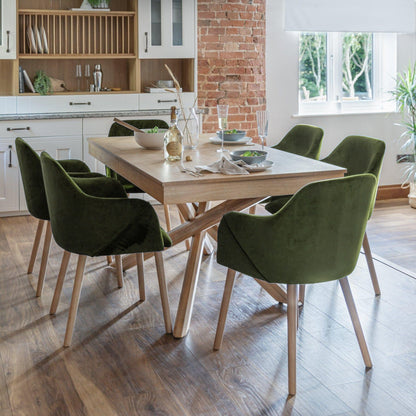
[88,134,346,204]
[89,133,346,338]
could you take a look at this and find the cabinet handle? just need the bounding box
[145,32,149,53]
[6,31,10,53]
[69,102,91,106]
[158,99,178,103]
[8,145,12,168]
[7,127,30,131]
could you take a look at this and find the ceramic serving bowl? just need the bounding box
[216,130,246,141]
[134,130,167,149]
[230,150,268,165]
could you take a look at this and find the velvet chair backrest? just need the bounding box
[218,174,377,284]
[321,135,386,214]
[273,124,324,159]
[15,137,50,220]
[40,152,165,256]
[106,119,169,188]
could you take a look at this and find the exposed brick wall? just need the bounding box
[197,0,266,141]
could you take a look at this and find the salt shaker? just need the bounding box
[93,64,103,92]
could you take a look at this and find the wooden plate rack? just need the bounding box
[19,10,135,58]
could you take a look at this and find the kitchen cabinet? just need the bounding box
[138,0,195,59]
[0,140,19,212]
[0,0,17,59]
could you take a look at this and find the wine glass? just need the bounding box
[75,64,82,92]
[217,104,229,153]
[84,64,91,91]
[256,110,268,151]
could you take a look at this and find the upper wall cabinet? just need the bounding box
[0,0,17,59]
[138,0,195,59]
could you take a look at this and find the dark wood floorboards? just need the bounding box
[0,202,415,416]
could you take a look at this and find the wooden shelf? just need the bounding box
[19,10,135,57]
[19,54,135,59]
[18,90,137,96]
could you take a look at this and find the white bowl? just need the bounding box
[134,130,167,149]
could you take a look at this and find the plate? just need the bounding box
[35,26,43,53]
[209,136,252,145]
[244,160,274,172]
[22,70,35,93]
[41,27,49,54]
[26,26,37,53]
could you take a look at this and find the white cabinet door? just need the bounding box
[138,0,195,58]
[0,0,16,59]
[0,140,19,212]
[18,136,83,211]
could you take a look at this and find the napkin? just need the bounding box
[195,157,250,175]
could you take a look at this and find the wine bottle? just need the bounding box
[164,106,183,162]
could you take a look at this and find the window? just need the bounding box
[299,32,397,115]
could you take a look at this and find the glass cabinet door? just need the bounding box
[172,0,183,46]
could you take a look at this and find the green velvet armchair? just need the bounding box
[214,174,376,396]
[15,137,124,297]
[40,151,172,347]
[265,135,386,297]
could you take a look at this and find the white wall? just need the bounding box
[266,0,416,186]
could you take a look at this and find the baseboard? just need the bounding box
[376,184,408,200]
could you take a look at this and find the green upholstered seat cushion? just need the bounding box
[107,119,169,194]
[217,174,377,285]
[266,135,386,215]
[15,137,127,220]
[41,151,171,256]
[273,124,324,159]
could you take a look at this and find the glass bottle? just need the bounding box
[164,106,183,162]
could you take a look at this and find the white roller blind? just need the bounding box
[285,0,415,33]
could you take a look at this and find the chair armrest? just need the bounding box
[58,159,90,173]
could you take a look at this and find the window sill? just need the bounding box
[293,109,398,118]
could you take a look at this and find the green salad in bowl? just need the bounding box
[230,149,267,164]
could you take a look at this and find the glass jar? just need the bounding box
[178,107,199,150]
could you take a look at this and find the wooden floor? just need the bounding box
[0,202,416,416]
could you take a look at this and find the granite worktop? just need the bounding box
[0,109,207,121]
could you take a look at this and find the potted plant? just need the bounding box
[33,70,51,96]
[391,63,416,207]
[88,0,110,9]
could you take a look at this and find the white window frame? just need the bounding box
[298,32,397,116]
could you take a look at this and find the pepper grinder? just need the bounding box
[93,64,103,92]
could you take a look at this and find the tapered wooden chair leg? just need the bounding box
[164,204,172,232]
[287,284,298,396]
[214,269,237,350]
[362,232,381,296]
[115,255,123,288]
[36,221,52,297]
[106,256,112,265]
[249,205,257,215]
[339,277,372,368]
[136,253,145,301]
[154,252,172,333]
[64,255,87,347]
[298,284,306,304]
[27,219,45,274]
[50,250,71,315]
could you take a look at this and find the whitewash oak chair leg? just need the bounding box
[64,255,87,347]
[50,250,71,315]
[214,268,237,350]
[27,219,45,274]
[36,221,52,297]
[106,256,112,265]
[114,255,123,288]
[298,284,306,305]
[164,204,172,232]
[339,277,372,368]
[249,205,257,215]
[362,232,381,296]
[136,253,145,301]
[287,284,298,396]
[154,252,172,333]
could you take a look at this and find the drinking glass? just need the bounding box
[75,64,82,92]
[217,104,229,153]
[256,110,269,151]
[84,64,91,91]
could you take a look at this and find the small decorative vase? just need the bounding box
[178,107,199,150]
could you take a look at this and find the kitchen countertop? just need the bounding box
[0,108,208,121]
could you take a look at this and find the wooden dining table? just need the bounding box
[89,134,346,338]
